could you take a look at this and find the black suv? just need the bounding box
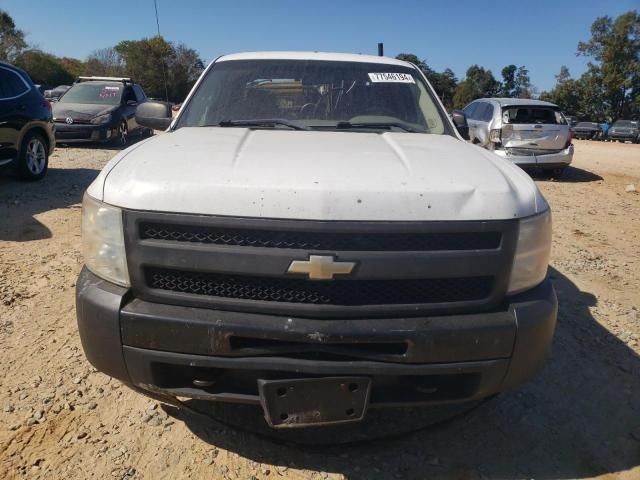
[53,77,151,145]
[0,61,55,181]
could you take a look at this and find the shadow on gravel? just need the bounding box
[531,166,604,183]
[167,267,640,479]
[0,167,99,241]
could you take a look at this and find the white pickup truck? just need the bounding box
[76,52,557,429]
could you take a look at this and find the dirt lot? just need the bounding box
[0,139,639,480]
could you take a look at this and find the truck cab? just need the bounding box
[76,52,557,429]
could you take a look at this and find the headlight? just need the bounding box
[508,209,552,295]
[91,113,112,125]
[81,194,130,287]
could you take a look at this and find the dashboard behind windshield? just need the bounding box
[176,59,446,134]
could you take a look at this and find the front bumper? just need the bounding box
[76,267,558,419]
[54,122,116,143]
[608,132,637,142]
[494,145,574,168]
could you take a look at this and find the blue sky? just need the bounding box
[2,0,636,91]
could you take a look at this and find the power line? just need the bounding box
[153,0,169,102]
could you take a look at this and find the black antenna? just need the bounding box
[378,43,384,56]
[154,0,170,102]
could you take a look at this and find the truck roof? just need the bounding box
[216,51,413,67]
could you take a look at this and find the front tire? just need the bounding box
[17,131,48,181]
[114,120,128,147]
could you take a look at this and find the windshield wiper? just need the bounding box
[214,119,309,131]
[334,121,420,133]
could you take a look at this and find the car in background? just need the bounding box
[44,85,71,101]
[462,98,573,178]
[52,76,151,145]
[0,61,55,180]
[573,122,603,140]
[607,120,639,143]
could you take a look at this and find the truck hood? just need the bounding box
[89,127,545,221]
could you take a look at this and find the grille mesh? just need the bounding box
[146,268,493,306]
[140,223,501,252]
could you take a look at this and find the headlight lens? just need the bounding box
[91,113,112,125]
[81,194,130,287]
[508,209,552,295]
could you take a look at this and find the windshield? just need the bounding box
[59,82,123,105]
[176,59,446,134]
[613,120,638,128]
[502,106,566,125]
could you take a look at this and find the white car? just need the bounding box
[76,52,557,429]
[461,98,574,178]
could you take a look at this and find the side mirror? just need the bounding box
[126,99,138,106]
[450,110,469,140]
[135,101,172,131]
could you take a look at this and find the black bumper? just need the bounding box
[54,122,115,143]
[76,268,557,411]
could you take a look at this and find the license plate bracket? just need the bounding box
[258,377,371,428]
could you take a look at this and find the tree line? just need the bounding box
[1,9,638,119]
[0,9,204,102]
[398,11,638,121]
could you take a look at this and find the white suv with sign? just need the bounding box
[76,52,557,429]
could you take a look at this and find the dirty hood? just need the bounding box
[90,127,545,221]
[53,103,116,121]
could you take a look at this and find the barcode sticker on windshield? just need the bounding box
[368,73,415,83]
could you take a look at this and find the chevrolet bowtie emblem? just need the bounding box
[287,255,356,280]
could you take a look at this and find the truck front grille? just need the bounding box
[124,212,518,318]
[140,222,501,251]
[146,267,493,306]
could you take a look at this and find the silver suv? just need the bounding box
[462,98,573,178]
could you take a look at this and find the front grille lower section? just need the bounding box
[140,222,501,251]
[124,211,519,318]
[146,267,493,306]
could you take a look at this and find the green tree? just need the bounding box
[540,66,582,116]
[14,49,74,85]
[83,47,126,76]
[59,57,85,79]
[513,66,532,98]
[0,9,27,61]
[115,36,203,101]
[500,65,517,97]
[452,65,500,108]
[577,10,640,119]
[395,53,458,109]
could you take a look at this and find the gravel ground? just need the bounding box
[0,138,639,479]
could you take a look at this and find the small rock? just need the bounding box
[625,184,636,193]
[142,413,154,423]
[3,405,14,413]
[33,410,44,420]
[19,392,29,401]
[77,431,87,439]
[88,401,98,410]
[147,416,163,427]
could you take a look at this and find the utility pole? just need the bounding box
[154,0,170,102]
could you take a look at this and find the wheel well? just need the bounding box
[23,126,51,151]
